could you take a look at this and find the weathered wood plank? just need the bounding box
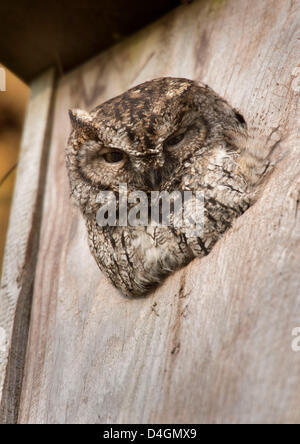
[0,70,55,423]
[18,0,300,423]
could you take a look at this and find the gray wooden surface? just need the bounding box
[0,70,55,423]
[1,0,300,423]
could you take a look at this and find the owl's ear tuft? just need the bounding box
[69,108,93,130]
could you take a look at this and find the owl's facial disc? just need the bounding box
[77,140,128,186]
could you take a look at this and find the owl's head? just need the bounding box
[65,77,246,213]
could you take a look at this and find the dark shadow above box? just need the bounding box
[0,0,181,83]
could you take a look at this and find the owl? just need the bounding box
[65,77,272,297]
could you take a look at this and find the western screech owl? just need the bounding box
[65,77,270,297]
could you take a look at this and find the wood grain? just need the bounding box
[13,0,300,423]
[0,70,55,423]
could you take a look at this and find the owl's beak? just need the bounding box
[133,152,165,188]
[147,154,165,172]
[134,151,164,168]
[148,170,159,188]
[146,152,165,168]
[145,156,165,188]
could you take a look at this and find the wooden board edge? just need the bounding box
[0,68,56,423]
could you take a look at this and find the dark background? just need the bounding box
[1,0,182,82]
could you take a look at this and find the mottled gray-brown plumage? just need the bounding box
[65,77,269,297]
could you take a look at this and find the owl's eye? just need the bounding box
[164,133,185,148]
[103,150,125,163]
